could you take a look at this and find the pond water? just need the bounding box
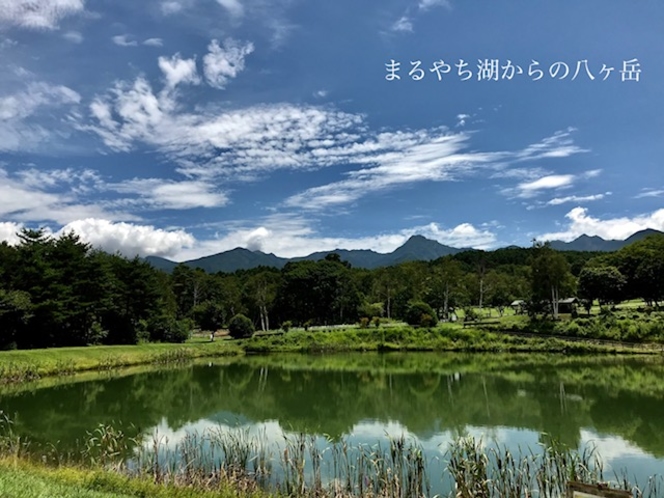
[1,353,664,495]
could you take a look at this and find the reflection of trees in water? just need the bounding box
[2,355,664,458]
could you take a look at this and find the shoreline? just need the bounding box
[1,326,661,386]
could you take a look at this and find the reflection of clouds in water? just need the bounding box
[137,418,664,495]
[580,429,649,463]
[579,429,664,482]
[142,417,541,458]
[139,417,289,451]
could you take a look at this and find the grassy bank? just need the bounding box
[1,325,661,385]
[0,340,243,383]
[0,458,268,498]
[242,325,661,354]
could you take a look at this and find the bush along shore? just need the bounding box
[1,414,663,498]
[1,325,662,385]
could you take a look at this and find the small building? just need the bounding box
[558,297,579,314]
[510,300,526,314]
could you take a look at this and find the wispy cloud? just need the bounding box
[161,1,184,16]
[505,167,599,199]
[112,34,138,47]
[0,0,86,30]
[418,0,452,11]
[518,174,576,194]
[286,131,588,211]
[107,178,228,210]
[63,31,83,43]
[82,45,588,213]
[390,0,451,34]
[143,38,164,47]
[216,0,244,18]
[0,82,81,152]
[539,207,664,242]
[545,193,609,206]
[391,16,414,33]
[635,188,664,199]
[84,69,363,173]
[0,167,132,225]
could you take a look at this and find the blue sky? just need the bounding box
[0,0,662,260]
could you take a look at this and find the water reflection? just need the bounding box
[1,353,664,490]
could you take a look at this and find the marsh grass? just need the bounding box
[447,436,664,498]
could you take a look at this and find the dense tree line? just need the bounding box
[1,229,663,350]
[0,229,187,349]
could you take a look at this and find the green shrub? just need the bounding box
[420,314,436,328]
[228,314,255,339]
[372,316,381,328]
[281,320,292,332]
[405,301,438,327]
[148,315,190,343]
[359,317,370,328]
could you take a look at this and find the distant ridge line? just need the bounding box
[145,229,664,273]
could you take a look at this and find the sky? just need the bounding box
[0,0,663,260]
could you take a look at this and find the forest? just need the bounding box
[1,228,663,350]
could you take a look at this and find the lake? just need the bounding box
[1,353,663,496]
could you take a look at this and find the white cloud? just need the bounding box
[545,193,608,206]
[391,16,413,32]
[419,0,452,10]
[513,127,588,162]
[63,31,83,43]
[216,0,244,18]
[203,38,254,89]
[112,34,138,47]
[0,222,24,245]
[635,188,664,199]
[539,207,664,242]
[158,53,200,89]
[456,113,470,127]
[85,74,364,170]
[0,0,86,30]
[143,38,164,47]
[161,1,183,15]
[505,164,599,199]
[59,218,195,257]
[518,174,575,194]
[314,89,328,99]
[109,178,228,210]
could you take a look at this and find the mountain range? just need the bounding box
[146,229,663,273]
